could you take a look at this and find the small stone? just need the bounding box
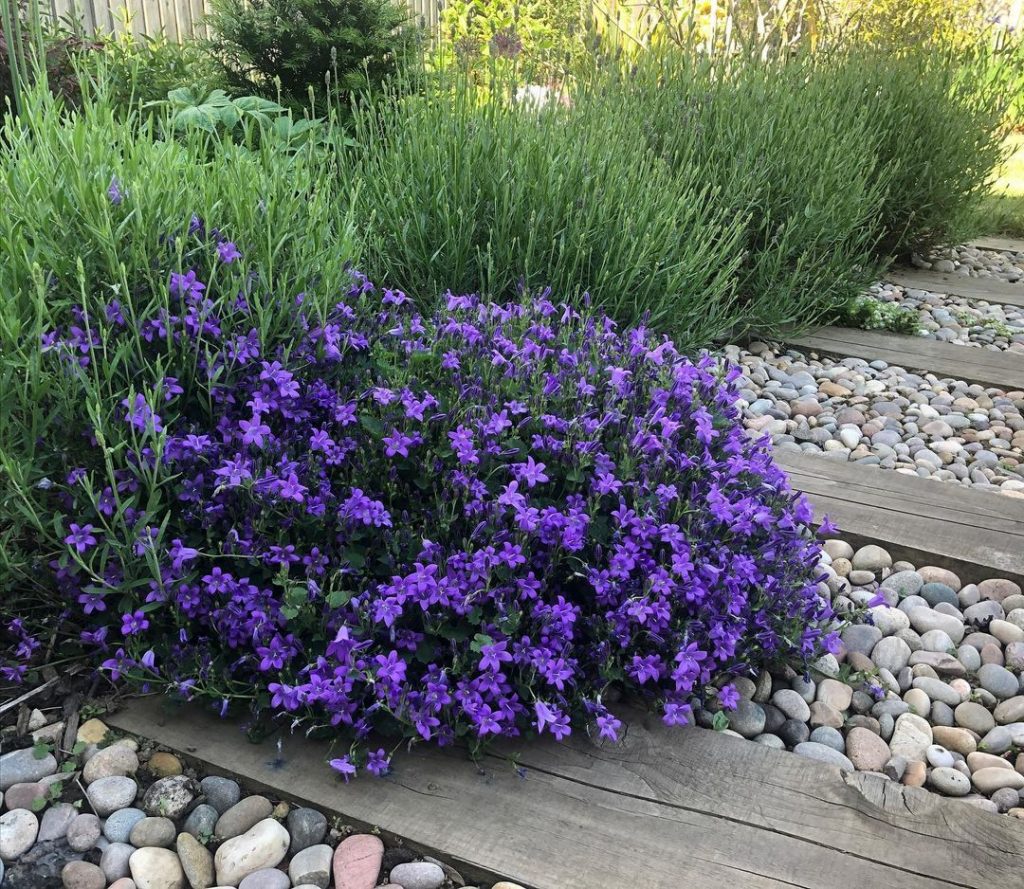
[0,809,38,861]
[38,803,77,842]
[881,571,923,599]
[978,578,1022,603]
[869,606,910,636]
[921,583,959,608]
[902,760,927,787]
[919,567,961,591]
[76,719,110,745]
[287,808,327,855]
[932,726,977,756]
[100,843,135,882]
[199,776,240,815]
[183,804,219,842]
[809,702,844,729]
[177,832,215,889]
[908,609,964,644]
[0,748,58,791]
[889,713,932,762]
[872,637,912,674]
[215,796,274,841]
[809,726,844,752]
[990,619,1024,645]
[130,817,177,849]
[908,650,966,676]
[842,625,882,657]
[994,696,1024,725]
[754,733,785,749]
[288,844,332,888]
[967,751,1013,772]
[883,755,907,781]
[980,725,1014,753]
[846,728,890,772]
[129,846,185,889]
[991,787,1020,812]
[238,869,290,889]
[929,767,971,796]
[108,880,137,889]
[926,745,955,768]
[815,679,853,712]
[146,753,182,778]
[3,782,46,811]
[904,688,930,717]
[793,742,854,771]
[911,677,960,708]
[332,834,383,889]
[771,689,811,722]
[104,808,147,844]
[214,818,289,886]
[978,663,1019,700]
[67,814,102,852]
[972,767,1024,794]
[86,776,138,817]
[726,700,766,739]
[778,719,810,748]
[84,746,141,789]
[955,701,996,734]
[142,776,195,819]
[62,860,106,889]
[388,862,446,889]
[852,545,891,573]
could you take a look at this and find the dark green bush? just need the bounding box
[205,0,413,113]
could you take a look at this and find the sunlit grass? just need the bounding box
[975,132,1024,237]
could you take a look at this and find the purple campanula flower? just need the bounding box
[107,176,124,205]
[64,523,98,553]
[217,240,241,263]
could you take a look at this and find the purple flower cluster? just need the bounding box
[22,218,837,773]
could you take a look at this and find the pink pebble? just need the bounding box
[332,834,384,889]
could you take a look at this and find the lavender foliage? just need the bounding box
[10,218,837,771]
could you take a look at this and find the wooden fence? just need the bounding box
[41,0,441,40]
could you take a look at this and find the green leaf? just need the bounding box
[470,632,493,653]
[32,741,51,760]
[358,413,383,437]
[712,711,730,732]
[327,588,352,608]
[30,796,47,811]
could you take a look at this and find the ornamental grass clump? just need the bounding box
[2,189,838,771]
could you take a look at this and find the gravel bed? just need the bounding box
[915,244,1024,284]
[0,728,517,889]
[696,541,1024,821]
[725,341,1024,497]
[869,281,1024,353]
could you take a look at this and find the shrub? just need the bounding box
[821,43,1011,256]
[205,0,413,113]
[0,88,355,600]
[579,49,889,336]
[343,82,747,347]
[1,201,836,764]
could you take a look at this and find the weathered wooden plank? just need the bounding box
[106,697,1024,889]
[497,710,1024,888]
[773,449,1024,583]
[886,268,1024,309]
[785,326,1024,391]
[968,236,1024,254]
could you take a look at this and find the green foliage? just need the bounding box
[205,0,413,113]
[821,42,1012,256]
[599,49,889,337]
[0,85,357,601]
[838,295,921,335]
[343,78,747,347]
[82,32,226,116]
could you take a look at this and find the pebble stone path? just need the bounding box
[917,244,1024,284]
[728,341,1024,497]
[696,542,1024,822]
[0,720,528,889]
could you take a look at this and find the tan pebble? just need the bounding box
[492,884,528,889]
[902,760,927,787]
[1008,808,1024,819]
[147,752,182,777]
[967,752,1013,772]
[272,801,289,819]
[76,718,110,745]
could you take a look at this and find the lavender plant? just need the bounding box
[2,189,838,772]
